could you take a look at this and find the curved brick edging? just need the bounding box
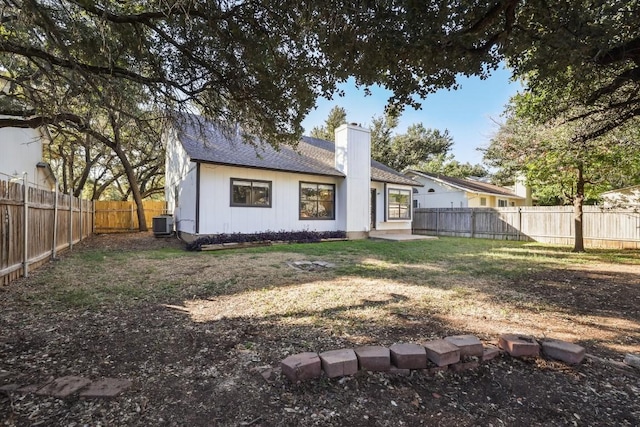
[280,334,587,382]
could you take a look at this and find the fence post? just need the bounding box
[53,185,58,258]
[22,173,29,278]
[517,207,522,241]
[79,197,83,239]
[68,194,73,250]
[470,209,476,239]
[435,209,439,236]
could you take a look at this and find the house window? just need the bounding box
[427,188,435,193]
[480,197,487,206]
[498,199,508,207]
[300,182,335,219]
[413,200,418,209]
[231,178,271,207]
[387,188,411,220]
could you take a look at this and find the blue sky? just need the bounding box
[301,67,522,165]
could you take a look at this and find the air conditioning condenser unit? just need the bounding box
[152,215,173,236]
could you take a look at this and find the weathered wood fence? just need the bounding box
[413,207,640,249]
[94,200,167,233]
[1,178,93,285]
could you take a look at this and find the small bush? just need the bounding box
[186,230,347,251]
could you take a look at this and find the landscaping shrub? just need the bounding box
[185,230,347,251]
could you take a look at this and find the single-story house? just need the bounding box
[405,170,526,209]
[600,185,640,208]
[0,117,56,190]
[164,116,422,241]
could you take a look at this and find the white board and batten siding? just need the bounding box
[335,124,371,237]
[164,128,198,235]
[198,164,341,234]
[0,125,53,190]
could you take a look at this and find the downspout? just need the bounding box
[195,162,200,235]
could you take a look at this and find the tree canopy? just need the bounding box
[484,93,640,251]
[417,153,488,179]
[309,106,347,141]
[371,121,454,171]
[2,0,638,235]
[3,1,638,142]
[308,105,454,171]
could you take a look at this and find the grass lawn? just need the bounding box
[1,233,639,426]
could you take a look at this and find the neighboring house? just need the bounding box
[0,118,56,190]
[600,185,640,208]
[164,116,421,241]
[405,170,526,209]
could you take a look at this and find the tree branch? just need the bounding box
[0,41,168,87]
[594,36,640,66]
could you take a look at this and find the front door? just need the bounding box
[370,188,377,229]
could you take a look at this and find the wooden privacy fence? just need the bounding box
[1,178,93,285]
[413,207,640,249]
[94,200,167,233]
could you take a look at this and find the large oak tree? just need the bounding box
[2,1,638,231]
[4,1,638,139]
[484,96,640,252]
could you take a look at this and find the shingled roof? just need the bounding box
[176,117,420,187]
[406,170,523,198]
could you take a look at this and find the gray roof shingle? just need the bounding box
[176,116,420,187]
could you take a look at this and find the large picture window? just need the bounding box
[387,188,411,220]
[300,182,335,220]
[231,179,271,207]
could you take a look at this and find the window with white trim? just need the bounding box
[387,188,411,219]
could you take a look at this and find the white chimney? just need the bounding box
[334,124,371,239]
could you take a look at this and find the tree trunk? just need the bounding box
[73,137,93,198]
[573,164,585,252]
[111,143,148,231]
[106,114,148,232]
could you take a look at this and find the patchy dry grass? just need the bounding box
[1,233,639,426]
[13,235,640,356]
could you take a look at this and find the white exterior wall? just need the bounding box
[371,181,413,232]
[198,164,341,234]
[335,124,371,237]
[164,128,198,234]
[412,177,468,208]
[0,125,52,189]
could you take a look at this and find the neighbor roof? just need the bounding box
[406,170,523,198]
[176,116,420,187]
[600,184,640,196]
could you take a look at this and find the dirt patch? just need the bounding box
[1,233,639,426]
